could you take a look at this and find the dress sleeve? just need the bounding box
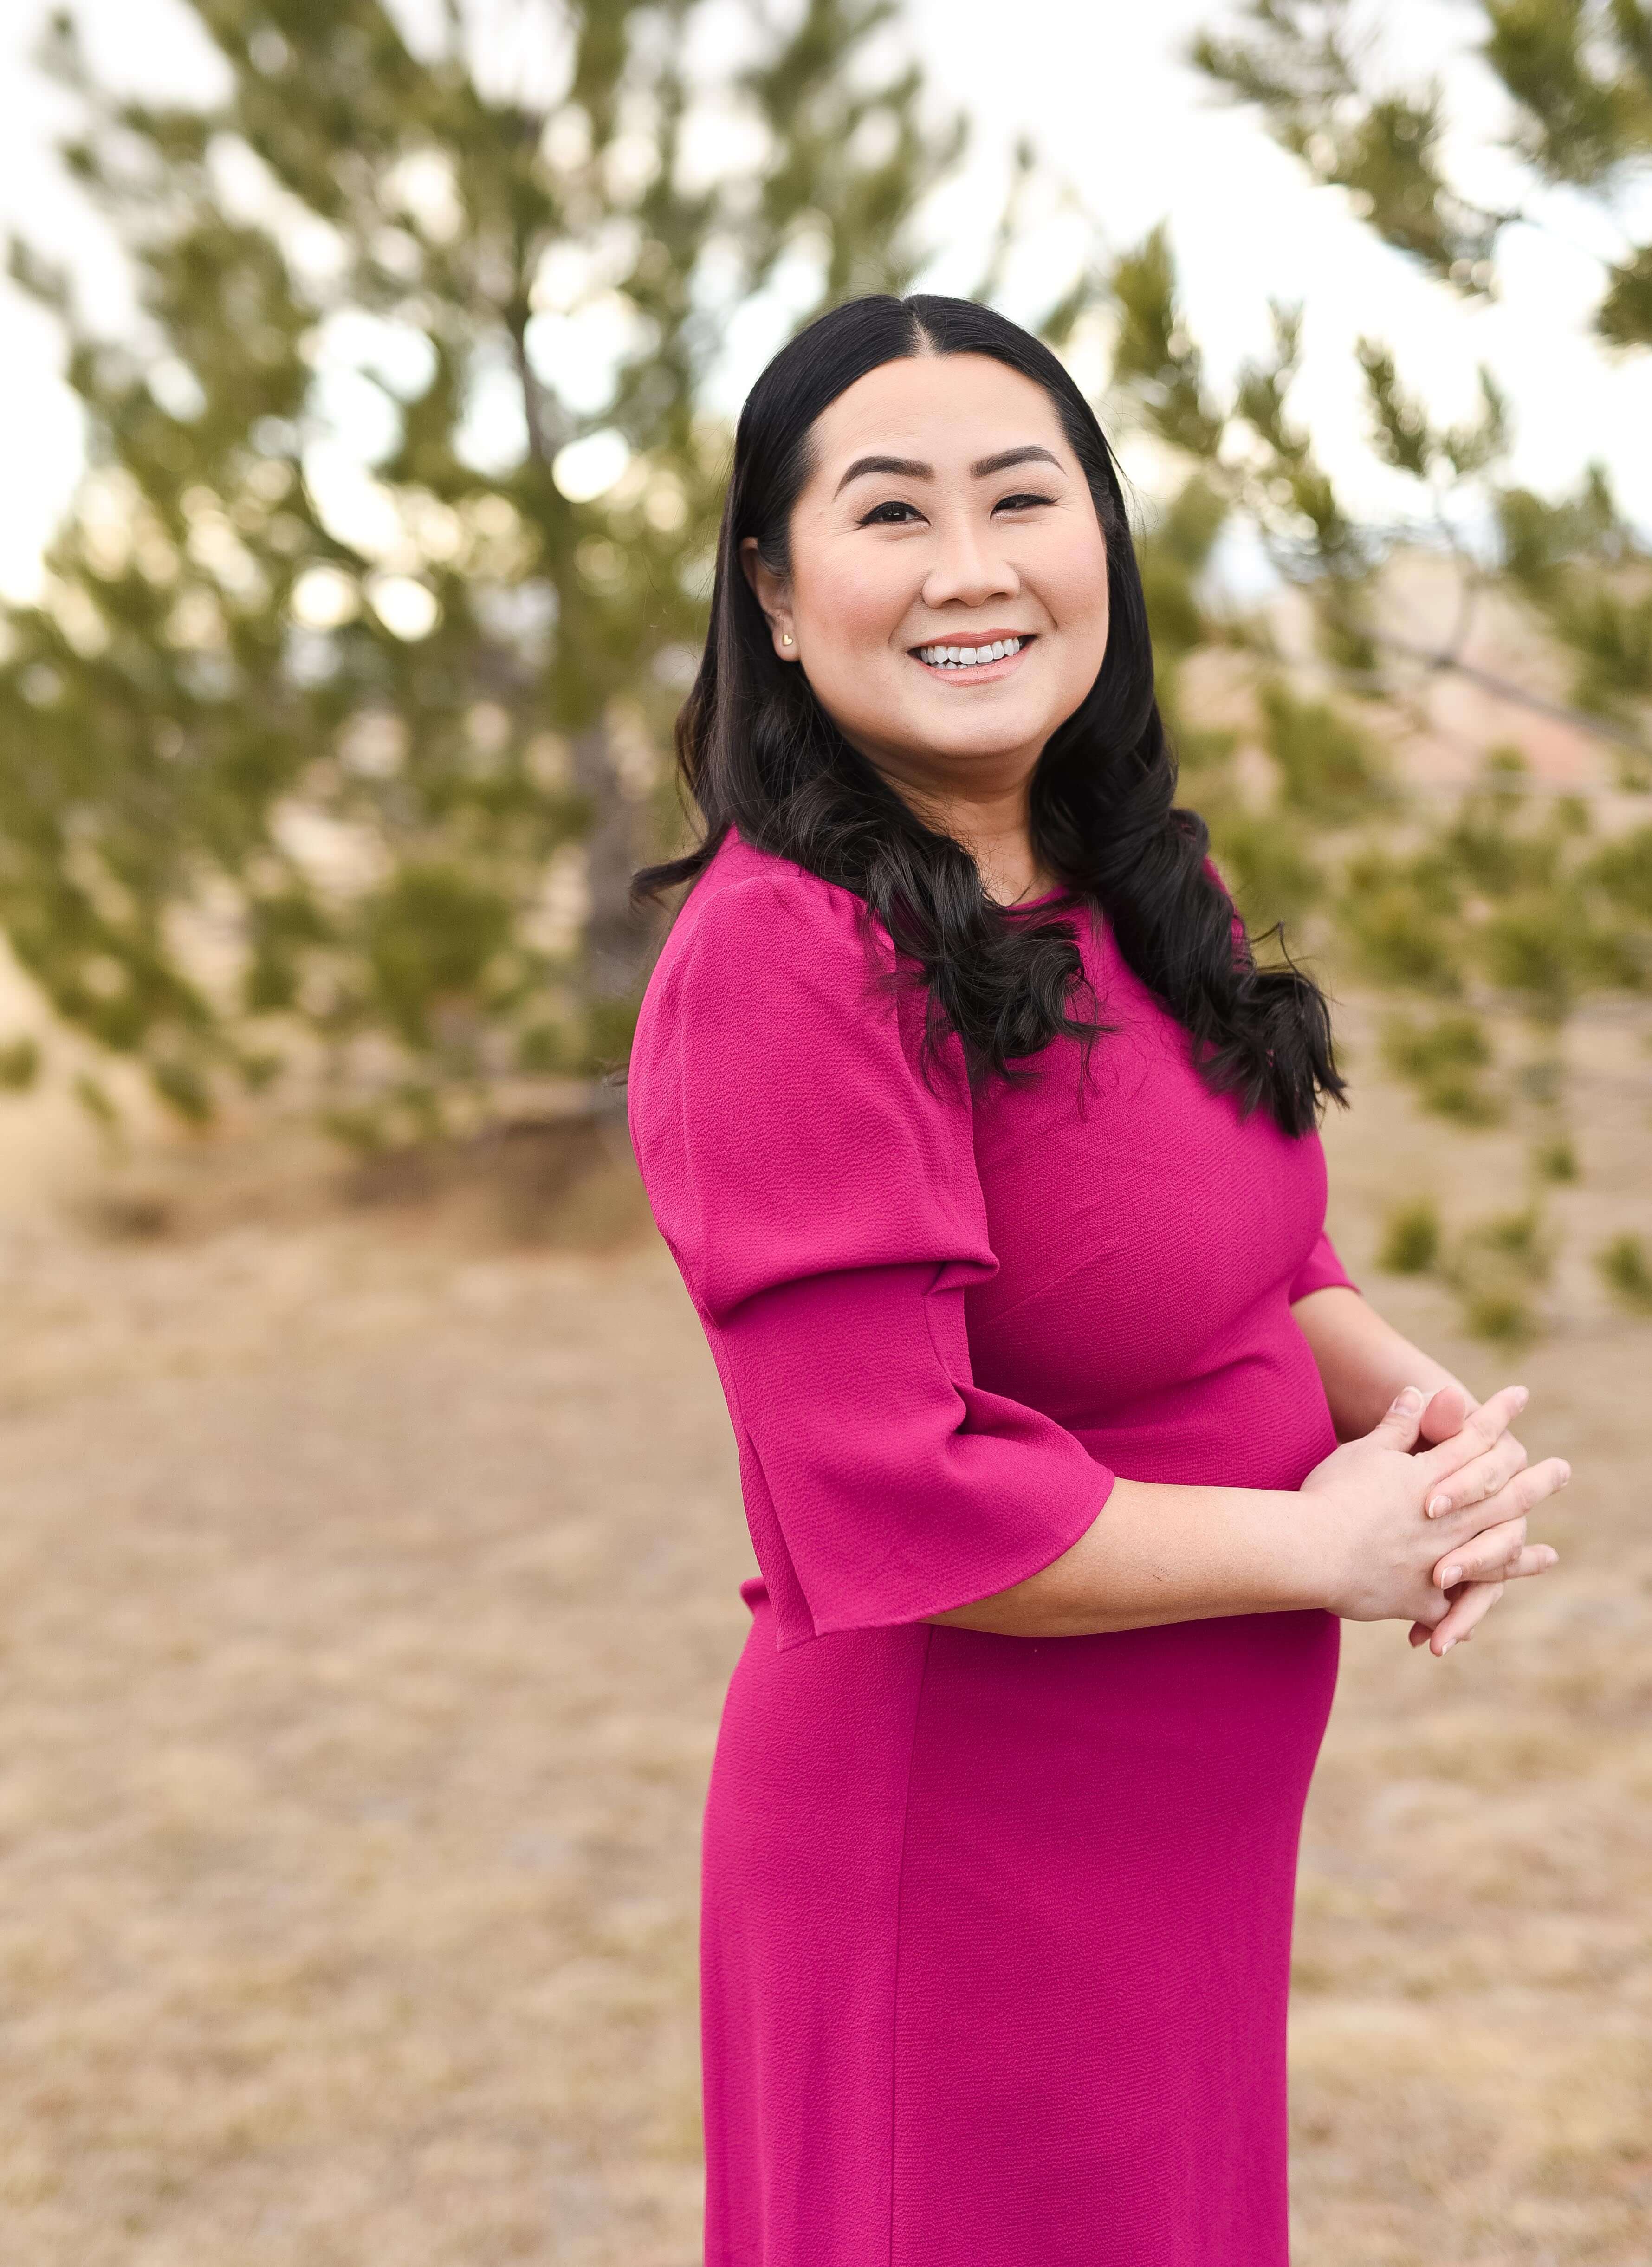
[1289,1231,1359,1303]
[630,868,1115,1648]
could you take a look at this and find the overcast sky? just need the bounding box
[1,0,1648,599]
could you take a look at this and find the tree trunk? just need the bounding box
[570,713,656,1021]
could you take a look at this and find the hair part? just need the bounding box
[634,293,1344,1136]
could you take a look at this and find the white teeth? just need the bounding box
[916,636,1024,668]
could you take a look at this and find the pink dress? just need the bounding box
[627,831,1354,2266]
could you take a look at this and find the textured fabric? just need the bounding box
[628,831,1356,2267]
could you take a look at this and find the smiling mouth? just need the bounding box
[909,633,1035,675]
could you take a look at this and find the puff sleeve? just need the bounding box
[628,865,1115,1650]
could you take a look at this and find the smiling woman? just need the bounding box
[624,295,1567,2267]
[640,295,1342,1121]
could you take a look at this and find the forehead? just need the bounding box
[807,352,1069,473]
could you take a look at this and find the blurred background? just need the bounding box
[0,1,1648,2260]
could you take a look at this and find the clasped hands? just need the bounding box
[1302,1380,1569,1657]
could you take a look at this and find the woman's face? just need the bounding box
[740,352,1111,812]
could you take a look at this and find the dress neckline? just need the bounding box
[999,885,1071,914]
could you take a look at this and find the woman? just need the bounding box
[625,295,1568,2267]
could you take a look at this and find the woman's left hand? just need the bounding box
[1405,1380,1562,1655]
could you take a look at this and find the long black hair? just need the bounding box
[633,293,1343,1135]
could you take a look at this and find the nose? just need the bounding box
[920,510,1020,612]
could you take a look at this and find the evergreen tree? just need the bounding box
[1100,209,1652,1337]
[0,0,963,1137]
[1191,0,1652,742]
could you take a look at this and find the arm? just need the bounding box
[1290,1282,1468,1440]
[927,1475,1329,1638]
[930,1385,1564,1642]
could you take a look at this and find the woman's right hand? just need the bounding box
[1300,1383,1568,1643]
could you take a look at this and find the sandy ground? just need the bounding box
[0,1004,1648,2266]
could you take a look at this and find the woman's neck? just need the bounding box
[875,765,1055,907]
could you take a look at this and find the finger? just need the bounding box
[1423,1433,1529,1520]
[1433,1516,1526,1588]
[1417,1385,1528,1490]
[1428,1578,1506,1656]
[1369,1383,1432,1451]
[1431,1452,1571,1529]
[1406,1588,1451,1645]
[1416,1381,1471,1446]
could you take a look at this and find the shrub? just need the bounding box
[1379,1198,1441,1274]
[1595,1232,1652,1314]
[1381,1012,1503,1124]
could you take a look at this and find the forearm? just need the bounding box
[1290,1284,1465,1440]
[926,1476,1332,1639]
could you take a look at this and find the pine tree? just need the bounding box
[0,0,964,1138]
[1100,207,1652,1336]
[1190,0,1652,749]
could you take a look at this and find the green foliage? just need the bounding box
[1108,226,1227,460]
[1138,474,1230,660]
[1381,1010,1503,1123]
[1204,806,1323,934]
[1595,1229,1652,1311]
[1448,1203,1555,1342]
[1358,341,1509,481]
[1192,0,1652,342]
[1482,0,1652,188]
[1587,823,1652,922]
[1532,1134,1579,1181]
[1460,1286,1537,1343]
[0,1037,42,1091]
[1,0,965,1129]
[1192,6,1504,284]
[363,864,515,1052]
[1338,850,1465,992]
[1379,1197,1442,1274]
[1259,681,1386,821]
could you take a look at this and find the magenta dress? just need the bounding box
[627,832,1354,2267]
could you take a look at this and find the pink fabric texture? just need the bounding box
[628,832,1356,2266]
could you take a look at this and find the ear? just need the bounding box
[739,535,799,661]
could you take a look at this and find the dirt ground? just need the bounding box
[0,1000,1648,2266]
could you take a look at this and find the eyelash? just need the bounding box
[858,492,1054,527]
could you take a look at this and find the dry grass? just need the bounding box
[0,1010,1647,2264]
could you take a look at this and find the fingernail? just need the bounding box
[1441,1637,1456,1654]
[1393,1386,1425,1414]
[1426,1493,1451,1518]
[1442,1565,1463,1586]
[1512,1386,1529,1410]
[1559,1465,1571,1488]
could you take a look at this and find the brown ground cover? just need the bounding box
[0,1001,1647,2264]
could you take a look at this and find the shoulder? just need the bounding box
[628,828,970,1158]
[641,831,901,1049]
[675,831,888,973]
[628,835,983,1303]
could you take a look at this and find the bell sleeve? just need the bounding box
[629,866,1115,1650]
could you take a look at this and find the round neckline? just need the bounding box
[997,885,1068,914]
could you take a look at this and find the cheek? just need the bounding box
[1049,528,1112,632]
[795,546,908,661]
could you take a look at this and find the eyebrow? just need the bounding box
[832,443,1062,499]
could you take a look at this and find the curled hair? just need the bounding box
[635,293,1343,1134]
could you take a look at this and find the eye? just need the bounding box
[994,491,1055,513]
[858,499,926,526]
